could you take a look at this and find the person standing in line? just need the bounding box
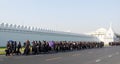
[36,41,39,54]
[38,41,41,54]
[23,40,31,55]
[14,41,17,54]
[11,41,14,56]
[16,41,22,55]
[32,41,37,55]
[5,41,11,56]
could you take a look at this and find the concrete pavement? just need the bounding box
[0,46,120,64]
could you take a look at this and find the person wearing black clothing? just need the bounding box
[5,41,11,56]
[42,41,48,53]
[23,40,30,55]
[11,41,15,55]
[36,41,39,54]
[38,41,42,53]
[46,42,50,53]
[54,43,59,52]
[16,42,22,55]
[14,41,17,54]
[32,41,37,55]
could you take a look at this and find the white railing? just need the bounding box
[0,23,92,37]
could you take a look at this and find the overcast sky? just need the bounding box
[0,0,120,34]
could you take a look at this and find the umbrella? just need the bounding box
[48,41,54,47]
[8,40,14,42]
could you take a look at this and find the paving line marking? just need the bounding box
[72,54,76,56]
[95,59,101,63]
[88,52,93,54]
[95,52,119,63]
[35,55,44,56]
[76,54,81,56]
[72,54,81,56]
[115,52,119,55]
[108,55,113,58]
[14,55,43,59]
[45,57,62,61]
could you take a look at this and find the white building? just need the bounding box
[88,24,119,45]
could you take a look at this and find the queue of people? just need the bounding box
[5,40,104,56]
[109,42,120,46]
[5,41,22,56]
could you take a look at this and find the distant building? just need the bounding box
[88,24,120,45]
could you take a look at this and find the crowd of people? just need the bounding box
[5,40,104,56]
[5,41,22,56]
[109,42,120,46]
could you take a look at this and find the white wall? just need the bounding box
[0,27,99,46]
